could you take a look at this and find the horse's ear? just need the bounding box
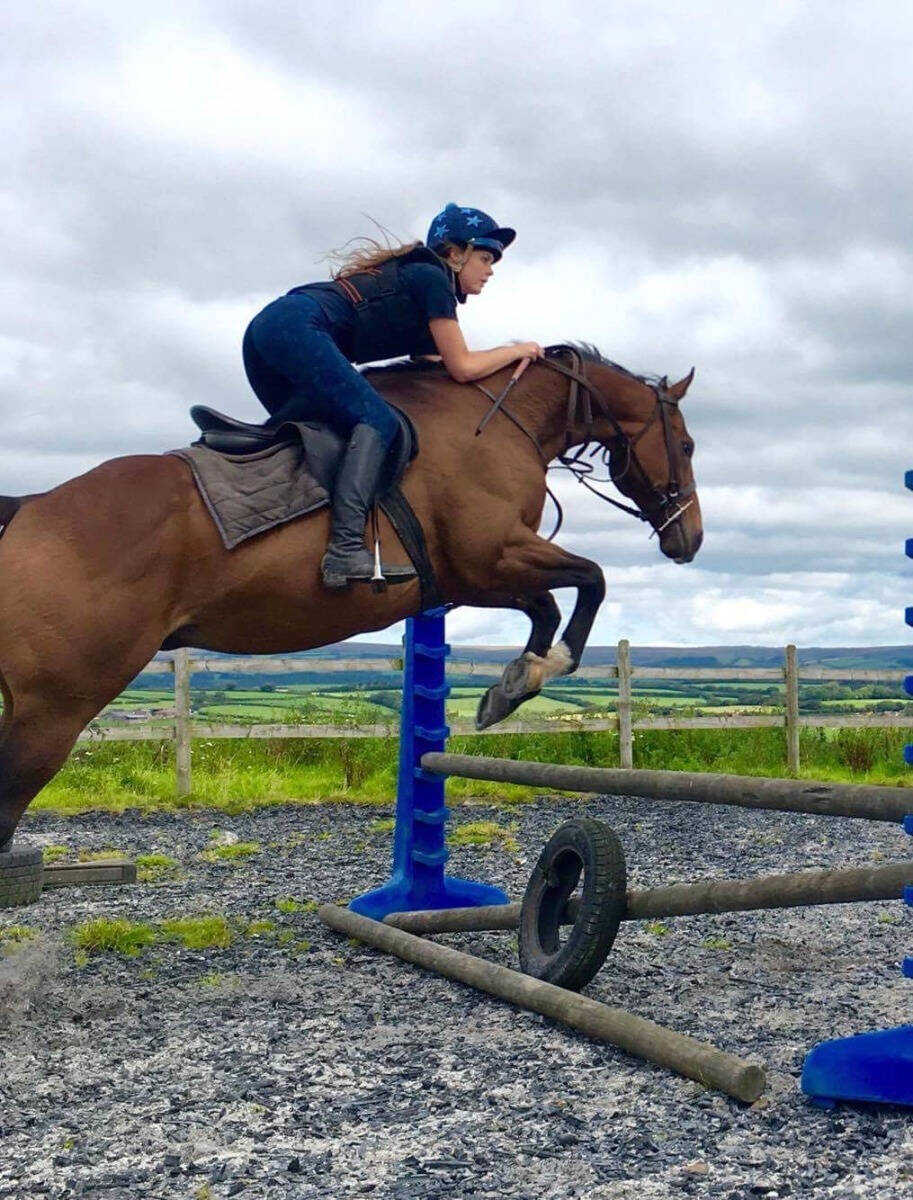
[668,367,695,401]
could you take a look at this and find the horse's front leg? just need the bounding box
[464,592,562,729]
[473,532,606,729]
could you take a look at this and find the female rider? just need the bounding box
[242,203,544,590]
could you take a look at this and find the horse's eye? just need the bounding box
[682,440,694,458]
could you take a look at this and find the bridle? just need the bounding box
[473,345,696,541]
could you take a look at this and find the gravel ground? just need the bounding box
[1,793,912,1200]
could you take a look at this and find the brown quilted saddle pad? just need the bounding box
[169,438,328,550]
[168,407,417,551]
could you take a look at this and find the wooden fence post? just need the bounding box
[173,648,192,797]
[617,639,634,768]
[785,644,799,774]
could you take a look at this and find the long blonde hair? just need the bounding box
[324,216,463,279]
[327,236,423,279]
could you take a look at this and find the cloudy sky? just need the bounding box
[3,1,911,649]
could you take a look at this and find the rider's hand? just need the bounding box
[514,341,544,361]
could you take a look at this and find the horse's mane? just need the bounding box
[363,343,660,386]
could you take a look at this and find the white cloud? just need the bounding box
[2,1,912,650]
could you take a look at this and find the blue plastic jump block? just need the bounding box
[904,678,913,698]
[903,745,913,767]
[414,767,447,783]
[904,959,913,979]
[413,806,449,825]
[906,538,913,559]
[802,1027,913,1107]
[906,608,913,629]
[415,683,450,701]
[414,641,450,659]
[905,815,913,836]
[411,846,449,867]
[906,470,913,492]
[414,724,450,742]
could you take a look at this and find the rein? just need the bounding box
[473,346,694,541]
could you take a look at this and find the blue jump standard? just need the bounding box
[801,473,913,1108]
[349,608,509,920]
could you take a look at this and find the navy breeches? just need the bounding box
[242,293,399,447]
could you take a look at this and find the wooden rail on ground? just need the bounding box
[70,643,912,795]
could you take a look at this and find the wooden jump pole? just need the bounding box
[420,753,913,823]
[320,904,766,1104]
[385,859,913,935]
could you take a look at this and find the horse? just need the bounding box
[0,345,702,850]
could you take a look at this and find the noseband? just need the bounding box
[473,346,695,540]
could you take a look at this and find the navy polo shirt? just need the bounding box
[295,262,459,358]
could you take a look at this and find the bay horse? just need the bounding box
[0,346,702,850]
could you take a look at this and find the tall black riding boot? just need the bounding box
[321,423,416,590]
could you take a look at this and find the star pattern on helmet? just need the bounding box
[433,223,448,238]
[465,214,481,226]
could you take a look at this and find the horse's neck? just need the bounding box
[506,367,644,463]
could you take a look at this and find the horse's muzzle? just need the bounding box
[660,522,703,564]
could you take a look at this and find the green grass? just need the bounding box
[0,924,37,952]
[159,915,234,950]
[71,917,158,958]
[198,841,261,863]
[448,820,518,852]
[274,898,317,914]
[70,912,282,960]
[136,853,181,883]
[18,725,913,821]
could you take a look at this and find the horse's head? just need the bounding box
[606,368,703,563]
[547,349,703,564]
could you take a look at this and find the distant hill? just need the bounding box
[131,642,913,689]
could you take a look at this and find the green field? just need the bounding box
[20,724,913,821]
[91,681,913,727]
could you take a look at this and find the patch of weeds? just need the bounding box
[195,1185,215,1200]
[702,936,733,951]
[448,820,518,853]
[159,916,234,950]
[0,925,37,954]
[77,847,122,862]
[314,831,332,842]
[273,897,315,914]
[136,853,181,883]
[369,818,395,834]
[71,917,158,958]
[877,912,901,925]
[199,841,261,864]
[199,972,226,988]
[42,845,71,863]
[644,921,669,938]
[276,930,296,947]
[289,940,311,957]
[245,919,276,938]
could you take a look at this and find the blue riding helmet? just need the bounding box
[426,203,516,262]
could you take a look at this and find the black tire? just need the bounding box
[518,818,626,992]
[0,846,44,909]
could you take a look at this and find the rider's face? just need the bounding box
[450,247,496,295]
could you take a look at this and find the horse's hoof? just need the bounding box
[500,654,544,700]
[476,684,537,730]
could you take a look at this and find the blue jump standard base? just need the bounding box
[349,609,509,921]
[801,472,913,1108]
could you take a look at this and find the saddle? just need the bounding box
[183,405,441,608]
[189,404,418,495]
